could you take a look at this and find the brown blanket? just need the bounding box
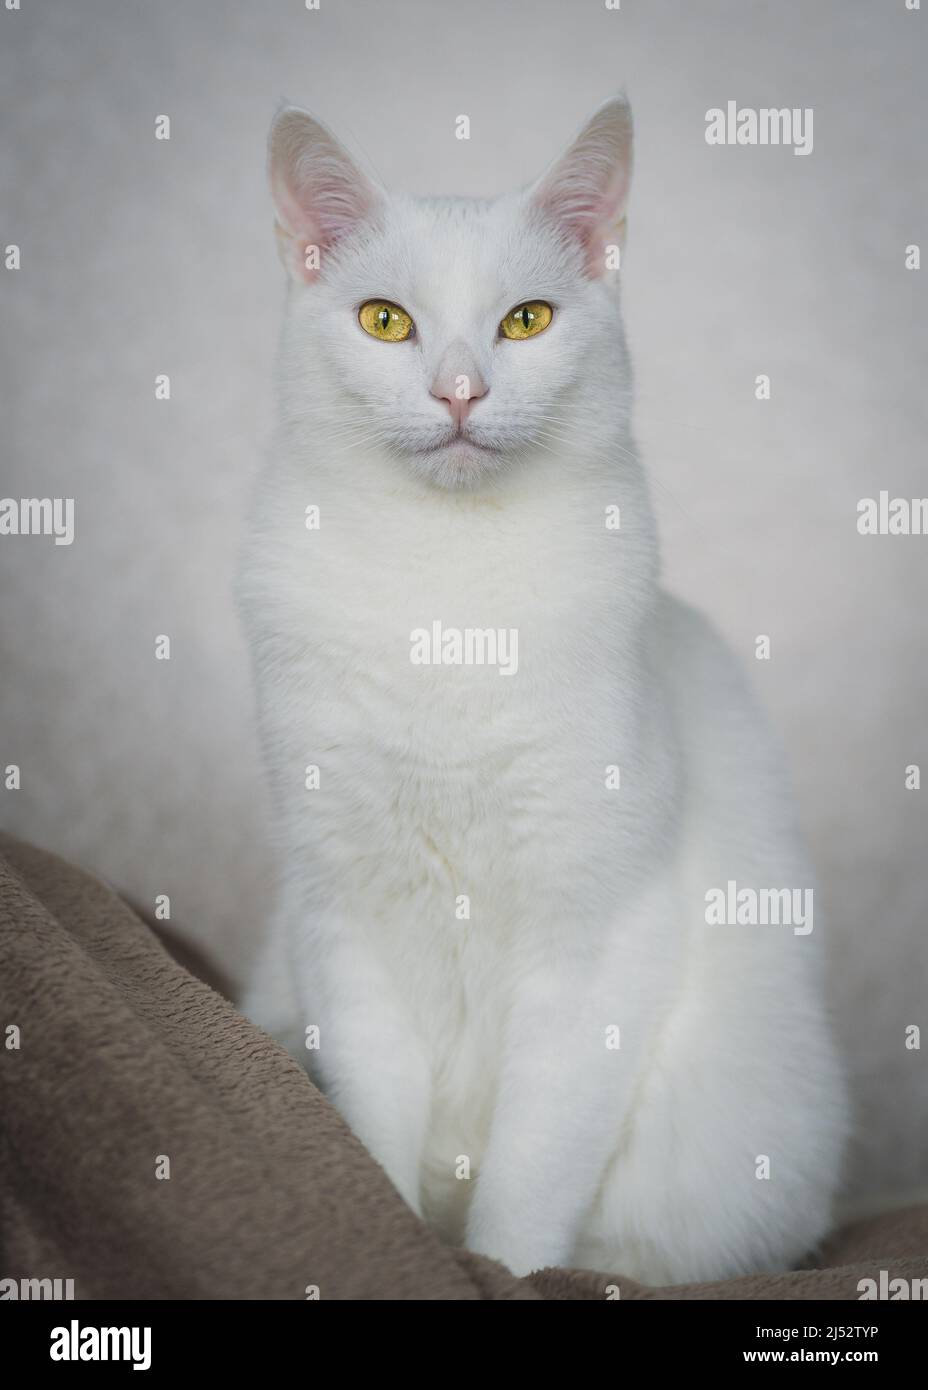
[1,832,925,1300]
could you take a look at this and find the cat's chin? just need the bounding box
[410,437,508,491]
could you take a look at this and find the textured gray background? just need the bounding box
[1,0,925,1198]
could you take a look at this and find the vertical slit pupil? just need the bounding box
[379,308,390,331]
[521,307,531,329]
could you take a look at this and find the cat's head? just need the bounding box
[269,99,634,490]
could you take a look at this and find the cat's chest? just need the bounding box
[255,476,630,900]
[271,509,586,751]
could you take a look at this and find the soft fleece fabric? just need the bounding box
[1,833,924,1301]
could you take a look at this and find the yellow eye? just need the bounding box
[499,301,553,340]
[358,300,414,342]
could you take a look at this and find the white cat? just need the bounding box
[239,98,848,1283]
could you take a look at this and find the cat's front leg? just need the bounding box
[288,914,432,1216]
[465,929,667,1275]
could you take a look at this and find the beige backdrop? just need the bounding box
[1,0,926,1199]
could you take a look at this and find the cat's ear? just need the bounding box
[530,96,633,279]
[268,105,382,284]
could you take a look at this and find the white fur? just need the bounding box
[239,99,847,1282]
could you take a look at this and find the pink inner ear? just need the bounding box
[536,164,630,276]
[270,113,379,284]
[533,104,633,277]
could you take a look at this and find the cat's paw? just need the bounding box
[465,1214,566,1277]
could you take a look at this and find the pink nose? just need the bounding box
[432,381,488,427]
[429,341,488,429]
